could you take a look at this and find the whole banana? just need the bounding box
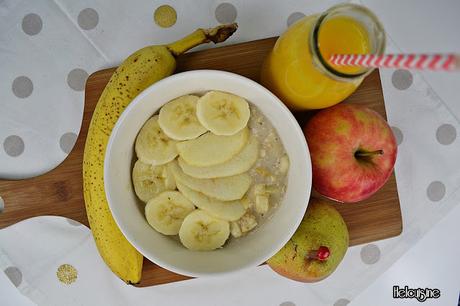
[83,24,237,284]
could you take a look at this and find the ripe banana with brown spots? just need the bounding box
[83,24,237,284]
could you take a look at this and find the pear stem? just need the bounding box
[166,23,238,57]
[355,149,384,158]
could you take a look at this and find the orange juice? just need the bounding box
[318,17,370,75]
[261,4,385,110]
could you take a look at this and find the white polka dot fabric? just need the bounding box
[0,0,106,179]
[1,0,460,305]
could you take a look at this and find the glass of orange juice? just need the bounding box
[260,3,386,110]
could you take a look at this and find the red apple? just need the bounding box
[304,104,397,203]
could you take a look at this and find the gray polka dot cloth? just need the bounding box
[22,13,43,36]
[287,12,305,27]
[360,244,381,265]
[215,3,238,24]
[334,299,351,306]
[78,8,99,30]
[4,266,22,287]
[1,1,460,306]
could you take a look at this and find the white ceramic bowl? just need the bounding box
[105,70,311,277]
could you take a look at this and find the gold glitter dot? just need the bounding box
[154,5,177,28]
[56,264,78,285]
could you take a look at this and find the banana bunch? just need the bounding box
[133,90,266,251]
[83,24,237,284]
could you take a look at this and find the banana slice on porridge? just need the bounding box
[132,160,176,202]
[135,116,178,165]
[178,135,259,179]
[169,161,251,201]
[176,127,249,167]
[196,91,250,136]
[176,181,246,222]
[158,95,208,141]
[179,209,230,251]
[145,191,195,235]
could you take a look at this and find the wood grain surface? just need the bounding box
[0,37,402,287]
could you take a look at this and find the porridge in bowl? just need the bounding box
[132,91,289,251]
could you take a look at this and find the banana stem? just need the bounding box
[166,23,238,57]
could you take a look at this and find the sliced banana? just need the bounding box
[253,184,267,196]
[179,209,230,251]
[241,197,253,210]
[176,181,246,221]
[196,91,250,136]
[169,161,251,201]
[252,183,273,215]
[132,160,176,202]
[238,212,258,233]
[255,194,269,215]
[162,166,176,190]
[176,128,249,167]
[178,135,259,178]
[230,222,243,238]
[135,116,178,165]
[158,95,208,141]
[145,191,195,235]
[278,154,290,174]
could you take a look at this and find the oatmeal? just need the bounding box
[233,105,289,233]
[132,91,289,251]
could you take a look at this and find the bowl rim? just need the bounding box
[104,69,311,277]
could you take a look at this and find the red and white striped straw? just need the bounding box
[329,53,459,71]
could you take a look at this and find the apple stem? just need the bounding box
[355,149,384,157]
[306,246,330,261]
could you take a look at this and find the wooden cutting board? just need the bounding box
[0,37,402,287]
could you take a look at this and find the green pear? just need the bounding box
[267,198,349,282]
